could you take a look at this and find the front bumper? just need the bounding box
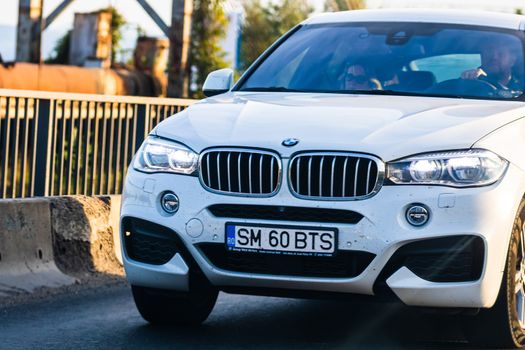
[120,162,525,308]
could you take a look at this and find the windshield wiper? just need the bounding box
[340,89,424,96]
[241,87,424,95]
[240,87,311,92]
[339,89,467,99]
[239,87,472,99]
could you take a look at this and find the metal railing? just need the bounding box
[0,89,195,198]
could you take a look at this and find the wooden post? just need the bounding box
[16,0,44,63]
[168,0,193,98]
[69,11,113,68]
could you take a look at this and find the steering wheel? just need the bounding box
[426,78,499,97]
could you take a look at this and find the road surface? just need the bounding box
[0,280,483,350]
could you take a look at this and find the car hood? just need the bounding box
[154,92,525,161]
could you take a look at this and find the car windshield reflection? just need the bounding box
[238,23,525,100]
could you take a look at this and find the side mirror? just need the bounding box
[203,68,234,97]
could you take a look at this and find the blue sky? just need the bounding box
[1,0,524,61]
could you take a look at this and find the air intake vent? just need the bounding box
[122,217,180,265]
[198,243,375,278]
[200,149,280,196]
[208,204,363,224]
[289,153,383,200]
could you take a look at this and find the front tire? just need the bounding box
[132,284,218,326]
[463,198,525,348]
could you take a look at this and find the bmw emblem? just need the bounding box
[282,138,299,147]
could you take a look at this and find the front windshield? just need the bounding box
[237,22,525,100]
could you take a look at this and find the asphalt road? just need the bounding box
[0,281,484,350]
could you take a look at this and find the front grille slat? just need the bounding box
[248,153,253,194]
[259,155,263,194]
[237,153,242,192]
[307,156,313,196]
[216,153,221,191]
[330,156,336,197]
[270,157,275,191]
[342,157,348,196]
[296,157,300,194]
[201,149,280,196]
[354,158,360,197]
[366,160,372,193]
[206,154,211,187]
[227,153,231,192]
[290,153,382,200]
[319,156,324,197]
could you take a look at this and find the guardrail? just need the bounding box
[0,89,195,198]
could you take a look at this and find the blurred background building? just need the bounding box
[0,0,523,98]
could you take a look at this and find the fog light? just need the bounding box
[161,192,179,214]
[406,204,430,227]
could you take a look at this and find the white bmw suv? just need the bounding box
[122,9,525,348]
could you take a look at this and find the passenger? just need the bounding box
[461,42,522,90]
[342,63,382,91]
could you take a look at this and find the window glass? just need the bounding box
[410,54,482,83]
[239,23,525,100]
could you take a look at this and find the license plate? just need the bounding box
[225,223,337,256]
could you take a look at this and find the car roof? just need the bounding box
[303,9,525,30]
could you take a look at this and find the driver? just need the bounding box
[461,42,521,91]
[342,63,382,91]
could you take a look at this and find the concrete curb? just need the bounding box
[0,198,75,297]
[0,196,123,297]
[108,195,123,265]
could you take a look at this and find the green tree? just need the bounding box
[239,0,273,71]
[189,0,230,98]
[324,0,365,11]
[240,0,313,70]
[272,0,314,41]
[109,7,127,64]
[46,30,71,64]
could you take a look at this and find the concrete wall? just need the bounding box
[0,196,122,297]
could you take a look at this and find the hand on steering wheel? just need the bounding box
[460,68,500,92]
[461,68,487,80]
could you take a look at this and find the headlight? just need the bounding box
[387,149,508,187]
[133,137,198,175]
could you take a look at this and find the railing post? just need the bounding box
[135,104,148,151]
[33,99,53,196]
[0,90,194,198]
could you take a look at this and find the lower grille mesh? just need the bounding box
[198,243,375,278]
[374,235,484,293]
[208,204,363,224]
[122,218,179,265]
